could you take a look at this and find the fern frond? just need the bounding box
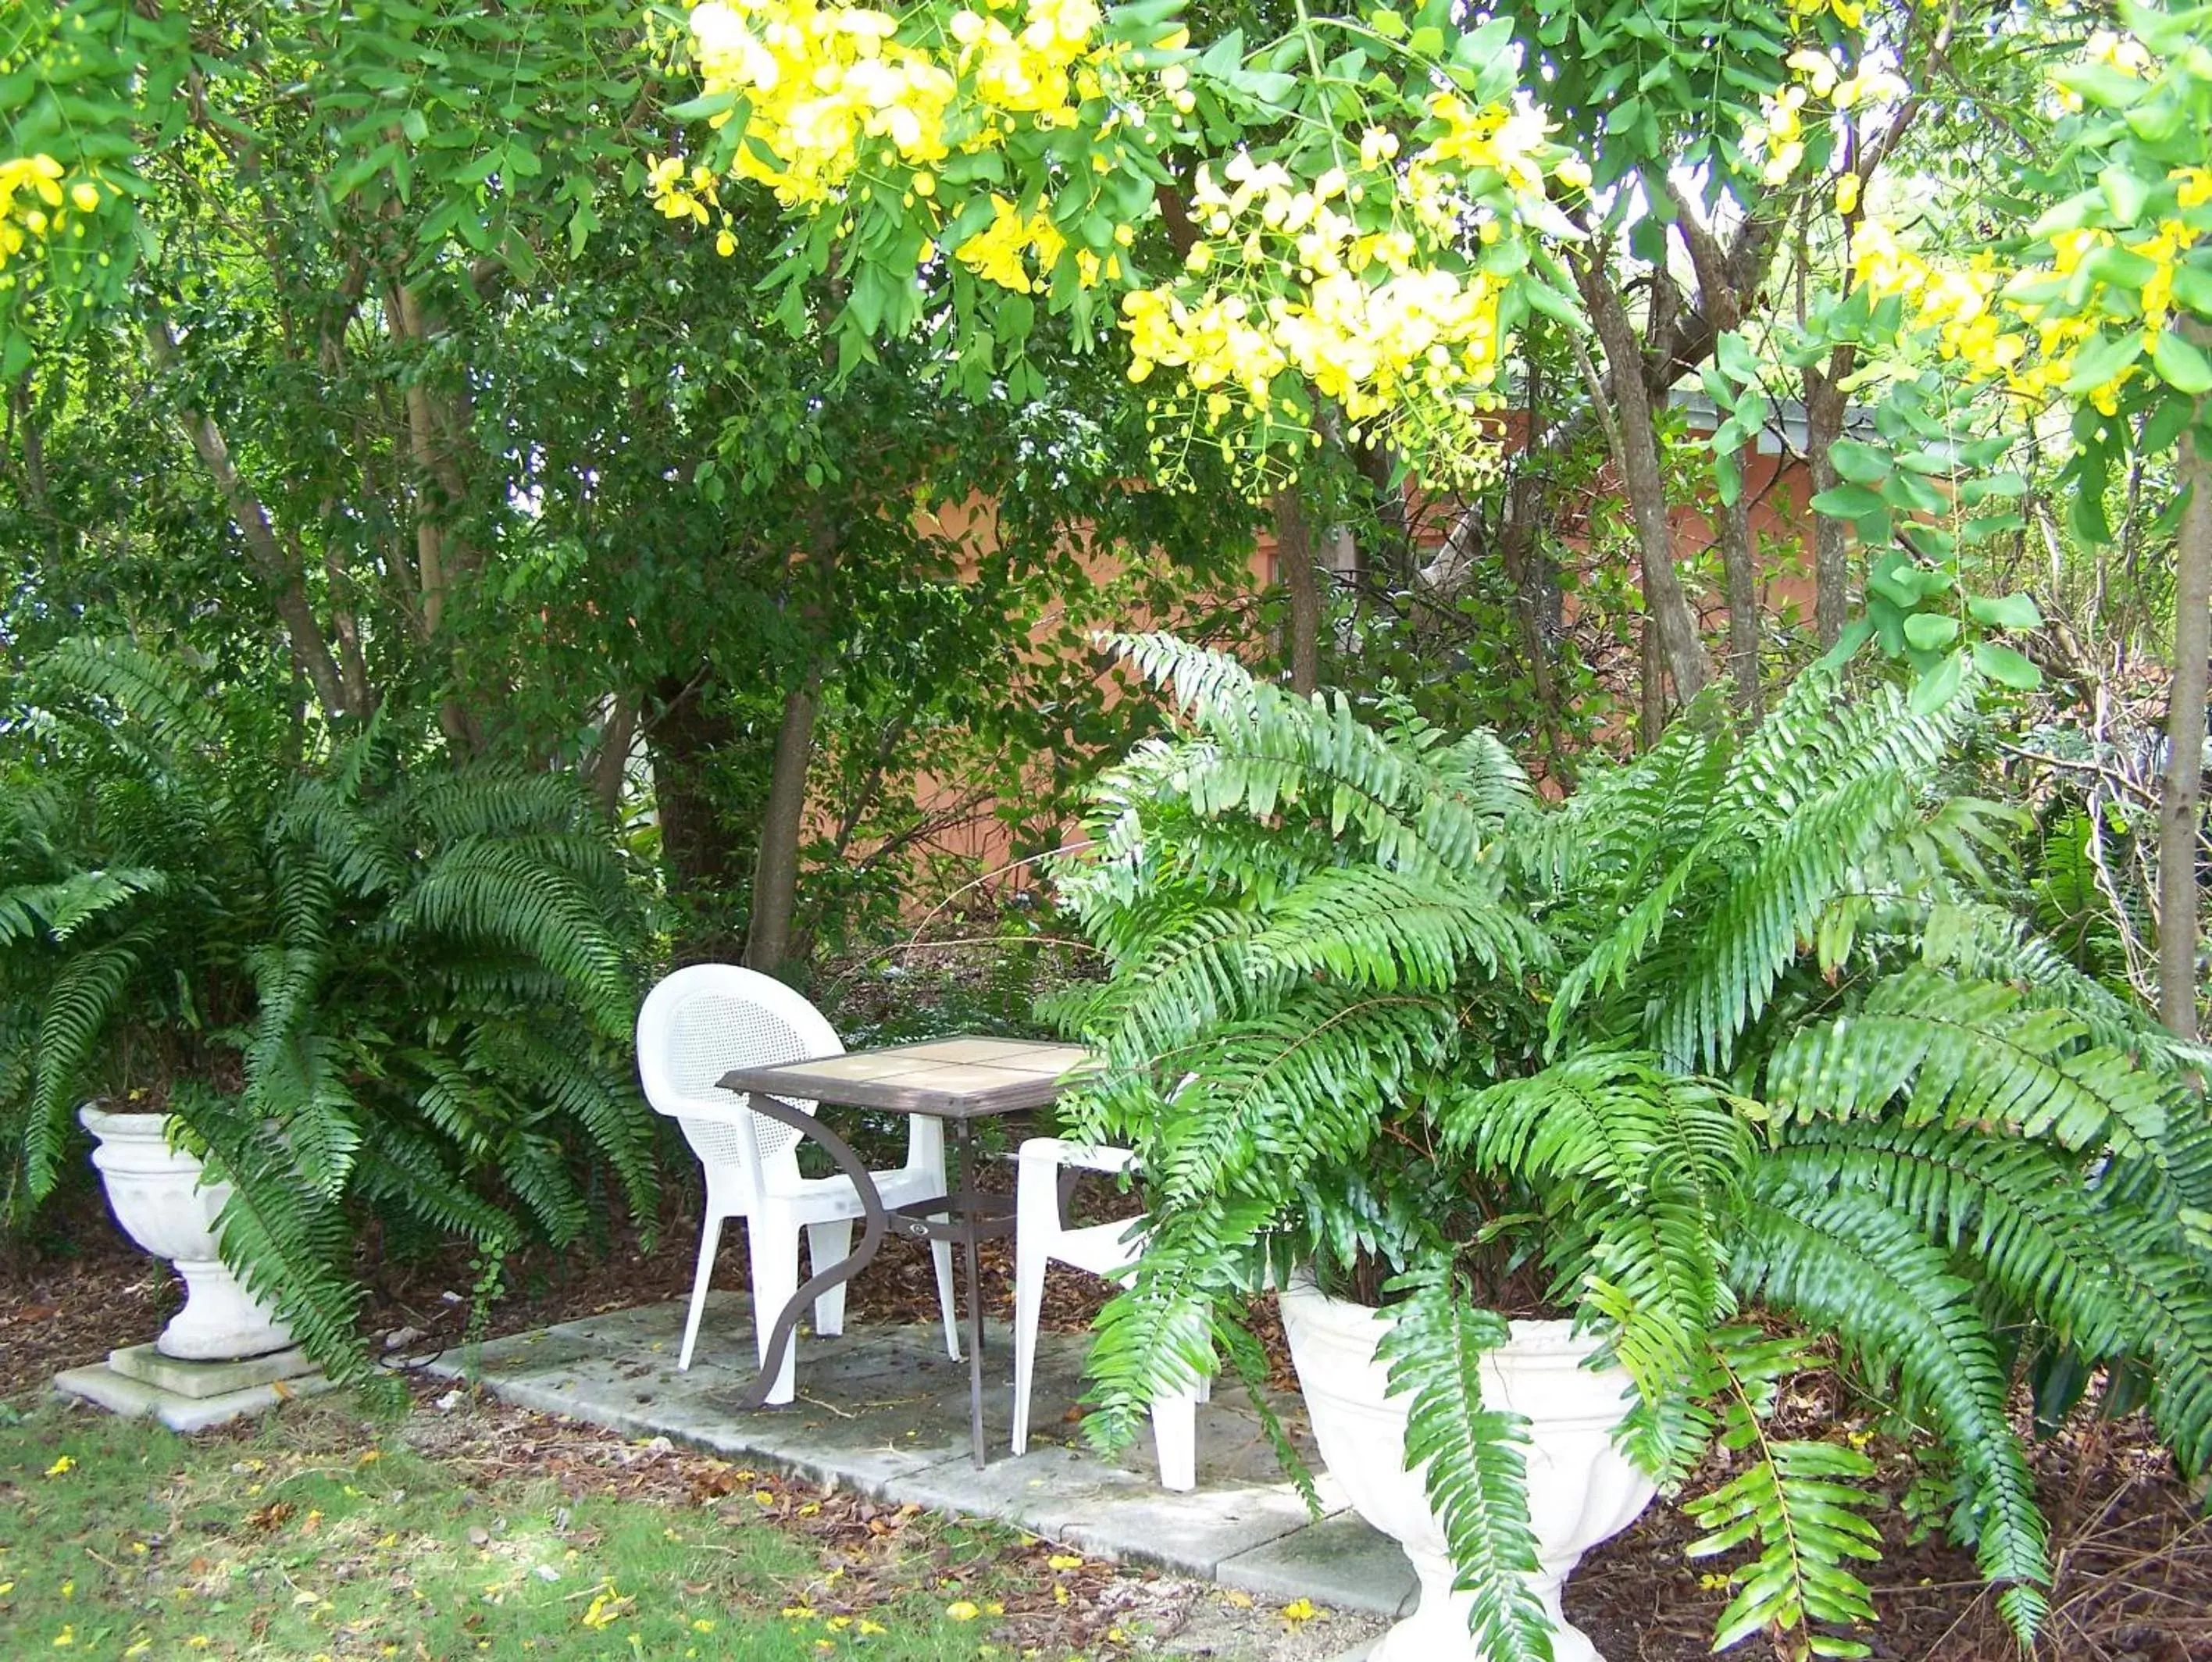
[1733,1189,2049,1641]
[1683,1414,1881,1657]
[1771,1119,2212,1478]
[27,936,141,1198]
[0,868,166,945]
[1654,770,1916,1072]
[185,1090,374,1389]
[1443,1053,1746,1435]
[390,842,633,1035]
[30,638,225,761]
[1379,1260,1552,1662]
[465,1022,657,1228]
[1765,969,2171,1157]
[354,1121,520,1248]
[1720,672,1960,833]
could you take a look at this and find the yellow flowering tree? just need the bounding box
[1771,0,2212,1036]
[648,0,1586,481]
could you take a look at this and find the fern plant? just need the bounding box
[0,639,656,1382]
[1046,633,2212,1661]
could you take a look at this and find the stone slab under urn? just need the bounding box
[55,1345,335,1432]
[54,1107,331,1431]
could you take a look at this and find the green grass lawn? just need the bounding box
[0,1395,1124,1660]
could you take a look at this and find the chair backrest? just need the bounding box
[637,964,842,1201]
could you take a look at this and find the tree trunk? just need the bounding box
[1720,444,1763,716]
[1275,490,1322,696]
[2159,425,2211,1040]
[648,670,746,960]
[1351,434,1414,583]
[1640,618,1666,752]
[591,691,637,819]
[144,319,356,726]
[384,280,491,756]
[744,673,821,980]
[1805,354,1853,649]
[1499,471,1570,778]
[1577,261,1713,706]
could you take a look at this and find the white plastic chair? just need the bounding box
[637,965,960,1403]
[1010,1137,1208,1489]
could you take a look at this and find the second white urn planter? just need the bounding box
[79,1106,297,1361]
[1279,1275,1657,1662]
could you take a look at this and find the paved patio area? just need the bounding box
[419,1292,1416,1632]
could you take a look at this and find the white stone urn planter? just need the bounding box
[1279,1275,1657,1662]
[80,1106,296,1361]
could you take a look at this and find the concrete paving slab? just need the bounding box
[1216,1508,1419,1619]
[444,1298,1411,1632]
[1054,1478,1332,1577]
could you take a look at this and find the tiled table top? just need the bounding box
[718,1035,1097,1120]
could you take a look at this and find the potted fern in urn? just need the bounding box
[1046,636,2212,1662]
[2,640,655,1421]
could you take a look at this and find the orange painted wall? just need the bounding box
[870,427,1823,900]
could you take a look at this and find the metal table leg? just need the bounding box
[954,1118,986,1468]
[729,1096,890,1414]
[729,1098,1001,1468]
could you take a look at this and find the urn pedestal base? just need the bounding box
[54,1344,331,1432]
[1279,1275,1657,1662]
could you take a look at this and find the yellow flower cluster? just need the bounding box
[1744,48,1907,187]
[682,0,959,205]
[949,0,1099,117]
[648,155,742,253]
[953,194,1063,290]
[1420,95,1548,196]
[1788,0,1865,30]
[1850,222,2034,383]
[664,0,1123,213]
[0,155,102,273]
[1850,166,2211,417]
[1120,155,1508,436]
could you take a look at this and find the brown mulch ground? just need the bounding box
[8,1198,2209,1660]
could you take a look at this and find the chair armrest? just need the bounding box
[1017,1136,1138,1177]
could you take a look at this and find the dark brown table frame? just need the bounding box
[715,1038,1094,1468]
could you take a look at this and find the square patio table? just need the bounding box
[715,1035,1097,1465]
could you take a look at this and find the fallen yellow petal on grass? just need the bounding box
[43,1456,73,1477]
[1047,1553,1083,1569]
[580,1588,631,1630]
[945,1599,981,1621]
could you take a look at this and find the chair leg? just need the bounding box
[1010,1241,1048,1455]
[677,1213,723,1372]
[746,1214,804,1407]
[1153,1391,1199,1492]
[931,1232,962,1363]
[805,1219,853,1336]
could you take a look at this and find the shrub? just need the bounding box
[0,640,655,1379]
[1047,635,2212,1658]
